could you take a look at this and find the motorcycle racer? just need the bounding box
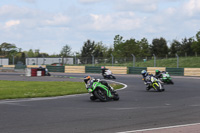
[141,70,153,90]
[155,70,162,78]
[101,66,108,77]
[84,75,115,100]
[155,70,167,79]
[101,66,116,79]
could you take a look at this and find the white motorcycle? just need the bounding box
[102,69,116,79]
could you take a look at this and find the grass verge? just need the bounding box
[0,80,124,100]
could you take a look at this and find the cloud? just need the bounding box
[182,0,200,17]
[79,0,102,4]
[114,0,158,12]
[19,0,36,3]
[1,0,200,54]
[45,13,70,26]
[86,12,143,31]
[0,5,38,19]
[0,5,70,29]
[5,20,20,28]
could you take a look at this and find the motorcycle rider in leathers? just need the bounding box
[84,75,115,99]
[141,70,153,90]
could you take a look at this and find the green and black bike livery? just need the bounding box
[160,72,174,84]
[88,81,119,102]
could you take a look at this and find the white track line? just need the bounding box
[104,79,128,91]
[117,123,200,133]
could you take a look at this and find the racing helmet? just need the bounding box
[101,66,105,69]
[84,75,91,84]
[141,70,147,75]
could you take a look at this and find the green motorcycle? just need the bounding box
[89,81,119,102]
[161,72,174,84]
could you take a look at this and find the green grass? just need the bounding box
[78,57,200,68]
[0,80,124,100]
[133,57,200,68]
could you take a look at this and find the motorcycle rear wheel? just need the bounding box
[112,92,119,101]
[112,76,116,79]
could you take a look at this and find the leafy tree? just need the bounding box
[113,35,124,49]
[137,38,150,57]
[15,52,26,65]
[60,44,71,57]
[150,37,169,57]
[92,42,108,64]
[192,30,200,56]
[26,49,35,57]
[35,49,41,57]
[93,42,105,57]
[122,38,140,57]
[80,40,95,64]
[180,37,194,56]
[0,42,17,56]
[104,47,113,58]
[169,40,182,57]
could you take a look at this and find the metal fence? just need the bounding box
[74,55,199,68]
[7,55,200,68]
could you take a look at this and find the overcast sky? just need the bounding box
[0,0,200,54]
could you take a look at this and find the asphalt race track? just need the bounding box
[0,72,200,133]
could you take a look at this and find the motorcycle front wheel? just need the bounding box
[154,83,162,92]
[94,88,109,102]
[112,76,116,79]
[170,80,174,84]
[112,91,119,101]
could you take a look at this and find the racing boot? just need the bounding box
[90,93,97,101]
[146,84,151,91]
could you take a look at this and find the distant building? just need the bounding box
[0,58,9,65]
[25,57,74,65]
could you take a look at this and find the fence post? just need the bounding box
[131,54,135,67]
[12,55,15,65]
[43,58,46,65]
[176,53,179,68]
[25,54,29,65]
[75,55,76,65]
[91,54,94,66]
[111,54,114,66]
[153,54,156,67]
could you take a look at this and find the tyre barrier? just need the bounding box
[26,68,46,77]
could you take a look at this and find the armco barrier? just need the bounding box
[27,65,46,68]
[147,67,166,75]
[85,66,101,73]
[184,68,200,76]
[15,65,26,69]
[105,66,127,74]
[1,65,200,77]
[2,65,15,72]
[166,68,184,76]
[46,66,64,72]
[128,67,147,74]
[65,66,85,73]
[3,65,15,68]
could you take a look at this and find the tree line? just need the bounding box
[1,30,200,64]
[80,30,200,59]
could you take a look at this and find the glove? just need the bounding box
[88,88,92,93]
